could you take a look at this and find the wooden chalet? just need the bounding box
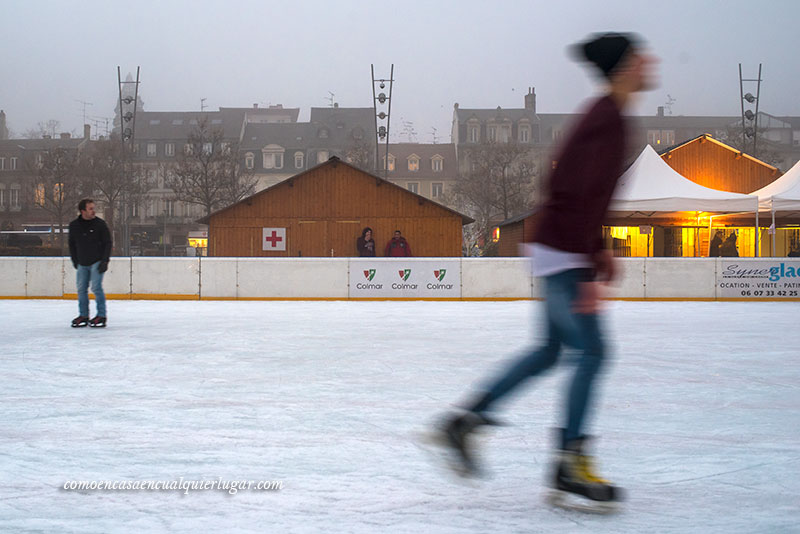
[198,157,473,257]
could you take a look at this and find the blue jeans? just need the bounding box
[473,268,606,447]
[76,262,106,317]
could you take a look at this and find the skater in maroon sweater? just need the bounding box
[431,33,657,512]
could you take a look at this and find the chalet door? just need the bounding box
[329,220,362,257]
[291,220,328,257]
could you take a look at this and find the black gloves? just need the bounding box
[72,260,78,269]
[98,260,109,274]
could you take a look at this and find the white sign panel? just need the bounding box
[718,260,800,298]
[350,259,461,298]
[262,228,286,251]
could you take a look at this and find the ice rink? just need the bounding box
[2,298,798,533]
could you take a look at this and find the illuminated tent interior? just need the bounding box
[752,159,800,256]
[605,145,760,257]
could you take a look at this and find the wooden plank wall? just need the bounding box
[662,138,781,194]
[208,163,464,257]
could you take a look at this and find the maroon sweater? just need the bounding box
[532,95,626,261]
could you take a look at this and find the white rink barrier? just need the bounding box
[1,257,799,300]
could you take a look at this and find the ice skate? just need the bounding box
[71,315,89,328]
[546,434,623,514]
[423,410,503,478]
[88,316,107,328]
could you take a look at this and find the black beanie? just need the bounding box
[571,32,640,78]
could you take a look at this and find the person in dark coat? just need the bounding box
[709,233,723,257]
[720,233,738,257]
[68,198,112,327]
[432,33,657,508]
[384,230,413,257]
[356,227,376,257]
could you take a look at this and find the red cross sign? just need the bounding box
[262,227,286,251]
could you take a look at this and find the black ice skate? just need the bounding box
[71,315,89,328]
[428,411,502,478]
[88,316,107,328]
[547,433,623,514]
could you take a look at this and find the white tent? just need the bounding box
[609,145,759,214]
[608,145,760,255]
[751,158,800,253]
[752,158,800,213]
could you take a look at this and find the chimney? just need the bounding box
[84,124,91,139]
[60,133,71,139]
[524,87,536,112]
[657,106,664,117]
[253,103,259,109]
[333,102,339,108]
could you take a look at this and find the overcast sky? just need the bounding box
[2,0,798,142]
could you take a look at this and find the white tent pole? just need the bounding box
[755,208,759,257]
[771,202,776,257]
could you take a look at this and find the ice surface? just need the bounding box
[1,299,798,533]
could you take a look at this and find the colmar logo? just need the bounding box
[363,269,376,281]
[398,269,411,281]
[434,269,447,281]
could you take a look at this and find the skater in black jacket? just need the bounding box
[431,33,657,512]
[68,198,112,327]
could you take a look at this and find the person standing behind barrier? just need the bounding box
[68,198,112,328]
[357,227,376,257]
[720,232,738,257]
[385,230,413,257]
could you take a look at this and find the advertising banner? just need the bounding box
[718,259,800,298]
[349,259,461,298]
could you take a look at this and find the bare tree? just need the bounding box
[447,142,537,255]
[25,147,86,253]
[166,118,257,218]
[81,138,150,248]
[344,140,374,173]
[23,120,72,140]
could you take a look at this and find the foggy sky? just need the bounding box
[2,0,799,142]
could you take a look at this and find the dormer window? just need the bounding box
[295,152,304,169]
[245,152,254,169]
[431,155,444,172]
[262,144,285,169]
[382,154,396,172]
[407,154,420,172]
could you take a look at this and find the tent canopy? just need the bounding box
[751,159,800,212]
[608,145,758,217]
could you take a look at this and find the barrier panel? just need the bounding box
[199,258,239,299]
[462,258,531,299]
[350,258,460,299]
[0,258,27,296]
[132,258,200,298]
[644,258,716,299]
[237,258,348,299]
[26,258,64,297]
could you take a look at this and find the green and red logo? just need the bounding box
[434,269,447,281]
[398,269,411,281]
[363,269,376,281]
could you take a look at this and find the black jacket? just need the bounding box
[68,216,112,266]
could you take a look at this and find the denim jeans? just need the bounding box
[473,268,605,447]
[76,261,106,317]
